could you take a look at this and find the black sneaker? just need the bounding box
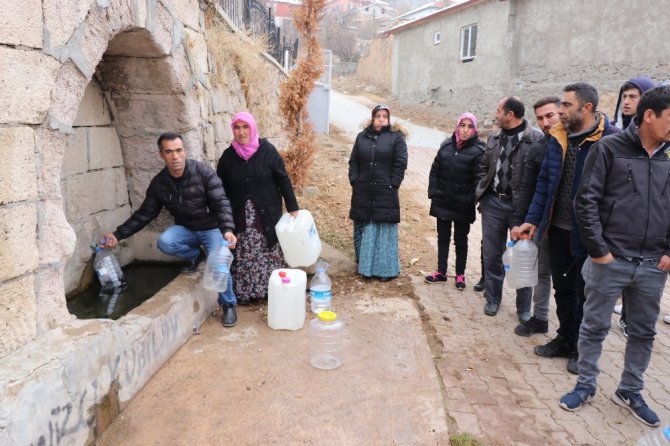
[474,277,485,292]
[567,350,579,374]
[455,274,466,290]
[424,272,447,283]
[484,302,499,316]
[181,247,206,273]
[619,317,628,338]
[534,336,574,358]
[222,305,237,327]
[514,317,549,337]
[612,389,660,427]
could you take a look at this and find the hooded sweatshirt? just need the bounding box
[612,76,656,129]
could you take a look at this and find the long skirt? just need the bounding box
[232,200,284,302]
[353,221,400,279]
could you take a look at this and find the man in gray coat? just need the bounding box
[558,86,670,427]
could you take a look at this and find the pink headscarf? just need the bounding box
[231,111,260,160]
[455,112,478,149]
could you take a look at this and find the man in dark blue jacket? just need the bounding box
[515,83,620,374]
[558,86,670,427]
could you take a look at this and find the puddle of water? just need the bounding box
[67,262,182,320]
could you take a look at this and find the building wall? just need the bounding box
[357,36,393,92]
[392,0,511,119]
[392,0,670,121]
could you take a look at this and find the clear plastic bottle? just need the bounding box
[203,242,233,292]
[309,261,332,313]
[512,235,539,288]
[637,426,670,445]
[94,246,125,289]
[502,240,519,289]
[309,310,344,370]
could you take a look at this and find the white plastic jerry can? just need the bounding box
[275,209,322,267]
[267,269,307,331]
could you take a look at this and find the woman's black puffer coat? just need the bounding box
[216,139,299,247]
[428,133,485,224]
[348,123,408,223]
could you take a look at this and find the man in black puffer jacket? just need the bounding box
[102,132,239,327]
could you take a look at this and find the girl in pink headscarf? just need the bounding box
[216,112,299,306]
[425,112,484,289]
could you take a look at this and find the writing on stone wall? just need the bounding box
[28,313,180,446]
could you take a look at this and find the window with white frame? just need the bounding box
[434,31,441,45]
[460,23,477,61]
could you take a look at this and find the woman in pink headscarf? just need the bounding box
[425,112,485,289]
[217,112,299,305]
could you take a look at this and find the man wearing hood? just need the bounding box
[515,83,620,374]
[612,76,656,130]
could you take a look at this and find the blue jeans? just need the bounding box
[479,192,532,317]
[577,257,668,392]
[157,225,236,306]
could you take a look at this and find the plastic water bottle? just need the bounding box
[309,261,332,313]
[94,246,125,289]
[637,426,670,445]
[203,242,233,292]
[309,310,344,370]
[512,235,538,288]
[502,240,519,289]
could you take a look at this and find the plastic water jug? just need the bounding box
[309,261,332,313]
[267,269,307,331]
[638,425,670,445]
[203,242,233,292]
[94,247,125,290]
[511,236,538,288]
[275,210,322,267]
[309,310,344,370]
[502,240,519,289]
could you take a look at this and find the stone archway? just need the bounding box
[36,1,202,330]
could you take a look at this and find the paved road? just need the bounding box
[330,90,446,148]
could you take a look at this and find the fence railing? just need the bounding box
[216,0,289,65]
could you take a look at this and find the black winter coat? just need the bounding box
[216,139,299,247]
[114,159,234,240]
[428,133,485,223]
[348,124,408,223]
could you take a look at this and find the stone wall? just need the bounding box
[357,36,393,92]
[0,0,286,358]
[390,0,670,121]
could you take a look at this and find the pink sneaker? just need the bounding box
[424,272,447,283]
[455,274,466,290]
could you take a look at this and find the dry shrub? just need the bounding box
[204,11,277,135]
[279,0,325,190]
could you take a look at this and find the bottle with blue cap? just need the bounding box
[93,240,125,290]
[309,261,332,313]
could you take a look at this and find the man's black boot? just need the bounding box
[474,277,485,292]
[222,305,237,327]
[181,247,206,273]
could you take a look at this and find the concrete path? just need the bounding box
[330,90,446,148]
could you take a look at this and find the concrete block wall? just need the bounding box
[390,0,670,121]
